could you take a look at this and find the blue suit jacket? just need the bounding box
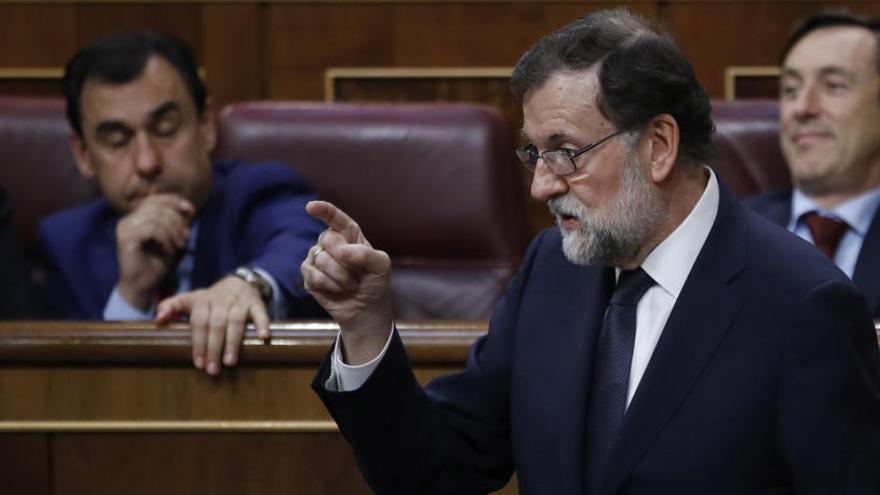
[39,160,325,319]
[314,186,880,494]
[748,188,880,317]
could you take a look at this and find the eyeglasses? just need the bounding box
[515,130,624,176]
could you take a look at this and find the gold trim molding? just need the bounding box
[0,420,338,433]
[324,66,512,102]
[0,68,64,79]
[724,66,781,101]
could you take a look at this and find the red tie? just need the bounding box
[802,211,848,259]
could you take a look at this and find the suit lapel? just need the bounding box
[852,208,880,316]
[553,265,614,495]
[191,168,224,288]
[761,192,792,228]
[87,209,121,315]
[596,187,747,495]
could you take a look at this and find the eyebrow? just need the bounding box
[517,128,570,146]
[94,120,132,139]
[782,66,854,80]
[92,100,181,139]
[546,132,569,145]
[148,101,181,122]
[817,66,855,79]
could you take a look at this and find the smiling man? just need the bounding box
[750,12,880,316]
[38,31,325,375]
[301,9,880,494]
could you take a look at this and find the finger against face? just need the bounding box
[124,214,189,255]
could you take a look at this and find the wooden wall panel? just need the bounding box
[4,1,880,103]
[72,3,203,52]
[53,433,371,495]
[666,1,880,99]
[201,4,264,105]
[0,434,49,495]
[266,2,657,101]
[0,5,76,67]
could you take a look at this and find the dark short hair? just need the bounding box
[510,8,714,165]
[780,11,880,69]
[63,30,206,138]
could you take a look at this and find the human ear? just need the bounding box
[639,114,679,184]
[69,133,96,179]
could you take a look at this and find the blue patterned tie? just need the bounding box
[586,267,655,488]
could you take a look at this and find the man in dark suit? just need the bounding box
[749,12,880,316]
[302,9,880,494]
[38,31,324,375]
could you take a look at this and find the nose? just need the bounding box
[790,83,821,121]
[132,132,162,178]
[529,159,568,202]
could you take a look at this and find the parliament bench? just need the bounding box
[0,97,529,319]
[0,320,520,495]
[710,99,790,197]
[0,96,789,319]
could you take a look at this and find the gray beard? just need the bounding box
[548,152,665,266]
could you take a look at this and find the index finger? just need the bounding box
[306,200,362,244]
[156,293,193,324]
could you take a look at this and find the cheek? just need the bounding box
[89,152,129,183]
[566,176,617,211]
[779,108,796,132]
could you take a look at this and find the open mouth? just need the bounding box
[557,213,580,229]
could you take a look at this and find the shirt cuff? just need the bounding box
[252,266,285,319]
[325,323,395,392]
[103,286,154,321]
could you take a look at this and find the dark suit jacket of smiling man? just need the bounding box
[306,9,880,495]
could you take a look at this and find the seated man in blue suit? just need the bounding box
[39,31,324,375]
[301,9,880,495]
[749,12,880,316]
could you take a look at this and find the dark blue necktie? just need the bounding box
[586,267,655,488]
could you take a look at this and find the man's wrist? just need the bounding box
[116,281,154,312]
[232,266,273,304]
[104,286,155,321]
[339,313,394,365]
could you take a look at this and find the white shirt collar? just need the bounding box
[635,168,719,299]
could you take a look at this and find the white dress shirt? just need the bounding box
[788,185,880,279]
[329,169,720,399]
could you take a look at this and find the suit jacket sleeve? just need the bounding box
[230,162,326,317]
[311,230,554,494]
[777,279,880,494]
